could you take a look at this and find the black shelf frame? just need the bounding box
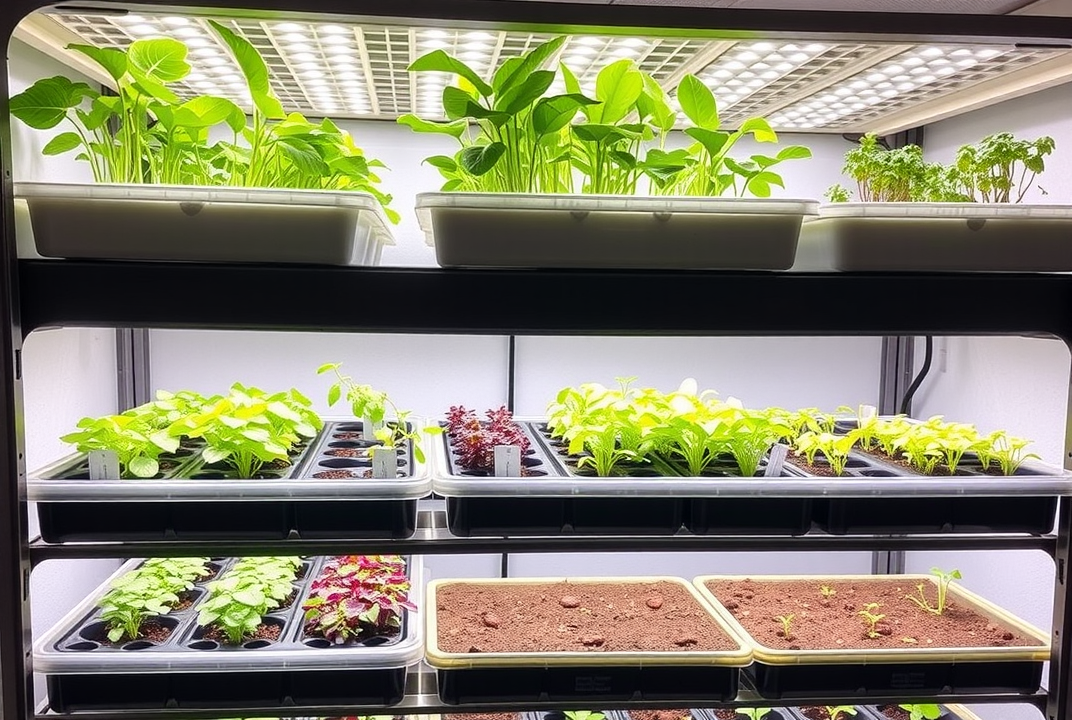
[3,3,1072,720]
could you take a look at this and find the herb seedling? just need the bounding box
[302,555,415,644]
[824,707,857,720]
[794,431,854,476]
[858,602,886,639]
[906,567,962,616]
[564,712,606,720]
[62,413,181,478]
[953,132,1055,203]
[775,613,795,641]
[820,585,836,599]
[824,184,851,203]
[197,556,301,644]
[898,704,942,720]
[987,430,1040,475]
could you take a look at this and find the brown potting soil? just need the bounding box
[277,589,297,610]
[705,578,1032,650]
[858,448,971,476]
[713,711,739,720]
[630,710,692,720]
[204,622,281,645]
[96,619,173,646]
[266,458,292,470]
[333,432,365,440]
[313,469,360,479]
[877,706,912,720]
[327,448,369,458]
[444,714,520,720]
[436,580,737,653]
[799,708,857,720]
[785,452,842,478]
[173,592,195,613]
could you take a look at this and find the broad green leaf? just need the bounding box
[397,114,467,139]
[594,59,643,124]
[725,157,759,176]
[128,38,190,82]
[202,446,230,464]
[234,589,265,607]
[739,117,778,143]
[500,70,556,115]
[409,49,492,98]
[67,44,128,83]
[532,94,599,137]
[9,77,93,129]
[560,63,594,122]
[492,56,525,94]
[460,142,506,176]
[42,132,82,156]
[173,96,245,129]
[677,74,719,130]
[329,156,370,178]
[128,455,159,478]
[640,74,676,132]
[609,149,637,170]
[107,627,126,643]
[463,101,511,127]
[424,155,458,172]
[441,178,464,191]
[209,20,285,119]
[326,384,341,406]
[776,144,813,161]
[316,363,339,374]
[277,136,329,176]
[572,123,629,145]
[442,86,472,121]
[494,36,566,103]
[77,97,115,132]
[684,127,730,157]
[149,430,180,453]
[241,427,271,443]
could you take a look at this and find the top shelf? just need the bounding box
[17,260,1072,338]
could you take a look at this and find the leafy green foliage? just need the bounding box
[302,555,414,643]
[794,431,854,476]
[824,184,851,203]
[898,704,942,720]
[10,33,396,221]
[197,556,300,645]
[318,362,440,464]
[906,567,962,616]
[953,132,1055,203]
[564,711,605,720]
[825,708,857,720]
[61,413,180,478]
[987,430,1041,475]
[97,557,210,643]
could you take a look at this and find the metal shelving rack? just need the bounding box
[3,4,1072,720]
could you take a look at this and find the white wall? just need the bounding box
[905,82,1072,720]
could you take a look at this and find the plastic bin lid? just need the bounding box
[14,182,396,244]
[816,201,1072,219]
[416,191,819,215]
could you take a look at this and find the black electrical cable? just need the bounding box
[899,336,934,416]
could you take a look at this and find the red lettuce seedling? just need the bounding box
[302,555,415,644]
[446,405,530,473]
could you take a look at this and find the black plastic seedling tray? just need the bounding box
[796,449,1060,535]
[31,421,426,542]
[37,555,422,711]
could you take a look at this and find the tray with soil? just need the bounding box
[859,705,952,720]
[426,576,750,704]
[29,419,431,542]
[693,574,1048,699]
[35,555,423,712]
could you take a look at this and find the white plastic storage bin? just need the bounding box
[417,192,818,270]
[15,182,395,265]
[794,203,1072,272]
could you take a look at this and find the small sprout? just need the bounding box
[564,712,605,720]
[774,613,795,641]
[898,704,942,720]
[819,585,836,599]
[858,602,886,639]
[906,567,962,616]
[738,710,771,720]
[824,184,851,203]
[825,706,858,720]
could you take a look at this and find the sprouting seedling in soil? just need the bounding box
[820,585,836,599]
[564,711,605,720]
[825,707,857,720]
[906,567,962,616]
[898,705,942,720]
[901,636,918,644]
[774,613,795,641]
[737,710,770,720]
[858,602,886,639]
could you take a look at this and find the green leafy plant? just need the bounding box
[564,712,606,720]
[825,184,851,203]
[952,132,1055,203]
[820,585,836,599]
[834,133,959,203]
[10,31,396,220]
[62,413,180,478]
[898,705,942,720]
[318,362,439,464]
[774,613,795,641]
[987,430,1040,475]
[858,602,885,639]
[97,557,209,642]
[906,567,962,616]
[171,394,296,478]
[197,556,300,644]
[824,707,857,720]
[794,431,855,476]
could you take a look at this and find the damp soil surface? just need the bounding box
[712,712,741,720]
[94,620,173,646]
[786,452,841,477]
[444,715,520,720]
[799,708,856,720]
[173,592,197,613]
[203,622,281,645]
[630,710,692,720]
[875,706,914,720]
[436,580,737,653]
[705,578,1033,651]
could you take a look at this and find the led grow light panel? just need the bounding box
[26,11,1072,133]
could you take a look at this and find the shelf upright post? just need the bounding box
[0,8,34,720]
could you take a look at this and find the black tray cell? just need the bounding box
[858,705,953,720]
[293,498,417,539]
[300,420,414,479]
[446,496,568,536]
[67,615,181,652]
[689,498,813,536]
[571,498,684,535]
[746,660,1043,699]
[694,710,792,720]
[186,615,288,651]
[437,665,738,704]
[289,666,407,705]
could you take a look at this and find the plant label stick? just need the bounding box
[860,404,877,420]
[363,416,384,440]
[764,443,789,477]
[371,448,394,479]
[88,449,120,479]
[494,445,522,477]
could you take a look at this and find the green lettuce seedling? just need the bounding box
[825,707,857,720]
[197,556,300,645]
[906,567,962,616]
[987,430,1040,475]
[794,431,854,476]
[564,712,605,720]
[62,414,180,478]
[96,558,210,643]
[898,705,942,720]
[858,602,885,639]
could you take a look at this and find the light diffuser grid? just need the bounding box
[39,11,1072,132]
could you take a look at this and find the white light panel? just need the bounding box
[34,11,1072,133]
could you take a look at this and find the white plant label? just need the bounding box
[764,443,789,477]
[860,404,878,420]
[494,445,522,477]
[88,450,120,480]
[363,416,384,441]
[371,448,394,479]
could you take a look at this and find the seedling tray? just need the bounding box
[417,193,817,270]
[14,183,395,265]
[36,555,423,711]
[693,574,1048,700]
[857,705,954,720]
[433,419,809,536]
[789,448,1062,535]
[427,576,751,704]
[29,420,429,542]
[793,203,1072,272]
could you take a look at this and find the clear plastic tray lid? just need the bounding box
[814,201,1072,220]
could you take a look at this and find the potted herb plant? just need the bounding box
[10,23,397,265]
[400,37,816,270]
[796,131,1072,272]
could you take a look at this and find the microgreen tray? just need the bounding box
[29,420,430,542]
[36,555,423,711]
